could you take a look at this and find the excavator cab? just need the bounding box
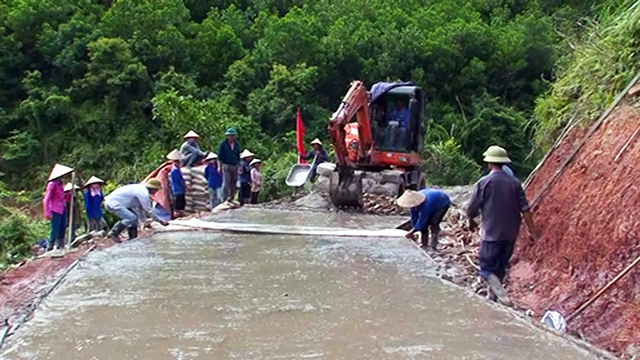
[370,85,426,153]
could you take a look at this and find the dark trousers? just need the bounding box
[419,204,450,246]
[48,212,67,250]
[478,241,515,281]
[250,191,260,204]
[173,194,186,211]
[239,182,251,205]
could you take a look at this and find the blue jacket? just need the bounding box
[410,188,451,232]
[217,139,241,166]
[170,165,186,195]
[83,189,103,220]
[302,149,329,168]
[204,163,223,189]
[239,159,251,183]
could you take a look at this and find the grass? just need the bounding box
[533,0,640,152]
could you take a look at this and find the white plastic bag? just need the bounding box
[541,311,567,334]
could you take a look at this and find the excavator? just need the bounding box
[324,81,427,208]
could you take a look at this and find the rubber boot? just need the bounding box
[127,225,138,240]
[429,229,440,250]
[487,274,512,306]
[108,221,126,243]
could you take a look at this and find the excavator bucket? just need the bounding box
[329,168,363,208]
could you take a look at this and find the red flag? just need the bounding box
[296,108,307,164]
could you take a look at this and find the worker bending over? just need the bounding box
[466,146,539,306]
[104,178,169,243]
[397,188,450,250]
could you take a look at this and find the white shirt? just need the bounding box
[105,184,152,213]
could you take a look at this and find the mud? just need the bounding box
[1,209,596,359]
[511,102,640,357]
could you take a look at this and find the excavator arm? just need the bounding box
[327,81,373,208]
[328,81,374,167]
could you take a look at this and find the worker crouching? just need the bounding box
[466,146,539,306]
[167,149,186,217]
[43,164,74,250]
[397,188,451,250]
[180,130,206,167]
[84,176,107,232]
[104,178,169,243]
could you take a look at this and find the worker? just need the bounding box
[250,159,262,204]
[167,149,186,217]
[385,99,409,149]
[43,164,73,251]
[83,176,107,232]
[483,146,516,178]
[466,145,539,306]
[64,183,83,238]
[238,149,254,205]
[396,188,451,250]
[180,130,206,167]
[104,178,169,243]
[204,152,223,209]
[217,128,241,202]
[300,138,329,183]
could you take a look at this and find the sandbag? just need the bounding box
[181,168,192,176]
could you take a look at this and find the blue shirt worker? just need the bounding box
[167,149,186,217]
[300,138,329,183]
[467,145,539,306]
[218,128,241,202]
[385,99,410,149]
[396,188,451,250]
[238,149,254,206]
[83,176,106,232]
[180,130,206,167]
[204,152,223,210]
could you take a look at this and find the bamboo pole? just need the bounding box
[66,171,76,249]
[566,256,640,323]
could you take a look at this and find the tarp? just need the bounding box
[369,82,414,104]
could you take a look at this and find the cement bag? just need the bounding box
[181,167,192,176]
[191,184,206,193]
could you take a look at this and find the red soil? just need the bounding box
[510,102,640,356]
[0,235,134,326]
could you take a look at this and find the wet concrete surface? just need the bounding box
[1,209,596,359]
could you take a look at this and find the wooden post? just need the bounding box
[66,171,76,249]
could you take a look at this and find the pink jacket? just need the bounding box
[43,180,65,217]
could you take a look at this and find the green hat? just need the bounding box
[483,146,511,164]
[225,128,237,136]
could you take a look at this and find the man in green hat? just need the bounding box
[217,128,241,202]
[467,145,539,306]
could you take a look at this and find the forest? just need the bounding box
[1,0,639,202]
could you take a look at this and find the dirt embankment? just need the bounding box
[510,102,640,357]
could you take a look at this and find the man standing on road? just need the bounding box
[104,178,169,243]
[217,128,241,202]
[397,188,451,250]
[466,146,539,306]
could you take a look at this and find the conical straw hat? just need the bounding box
[166,149,184,160]
[396,190,426,208]
[240,149,254,158]
[205,152,218,160]
[84,176,104,187]
[48,164,74,181]
[310,138,323,146]
[183,130,200,138]
[250,159,261,166]
[64,183,80,192]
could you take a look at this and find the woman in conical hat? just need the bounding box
[238,150,254,206]
[83,176,107,232]
[64,182,83,237]
[167,149,186,217]
[299,138,329,183]
[396,188,451,250]
[43,164,74,251]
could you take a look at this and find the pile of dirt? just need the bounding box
[363,193,409,215]
[510,102,640,356]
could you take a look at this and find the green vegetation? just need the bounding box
[0,0,605,199]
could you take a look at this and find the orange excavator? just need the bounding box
[326,81,427,208]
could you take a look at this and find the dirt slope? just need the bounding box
[510,102,640,356]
